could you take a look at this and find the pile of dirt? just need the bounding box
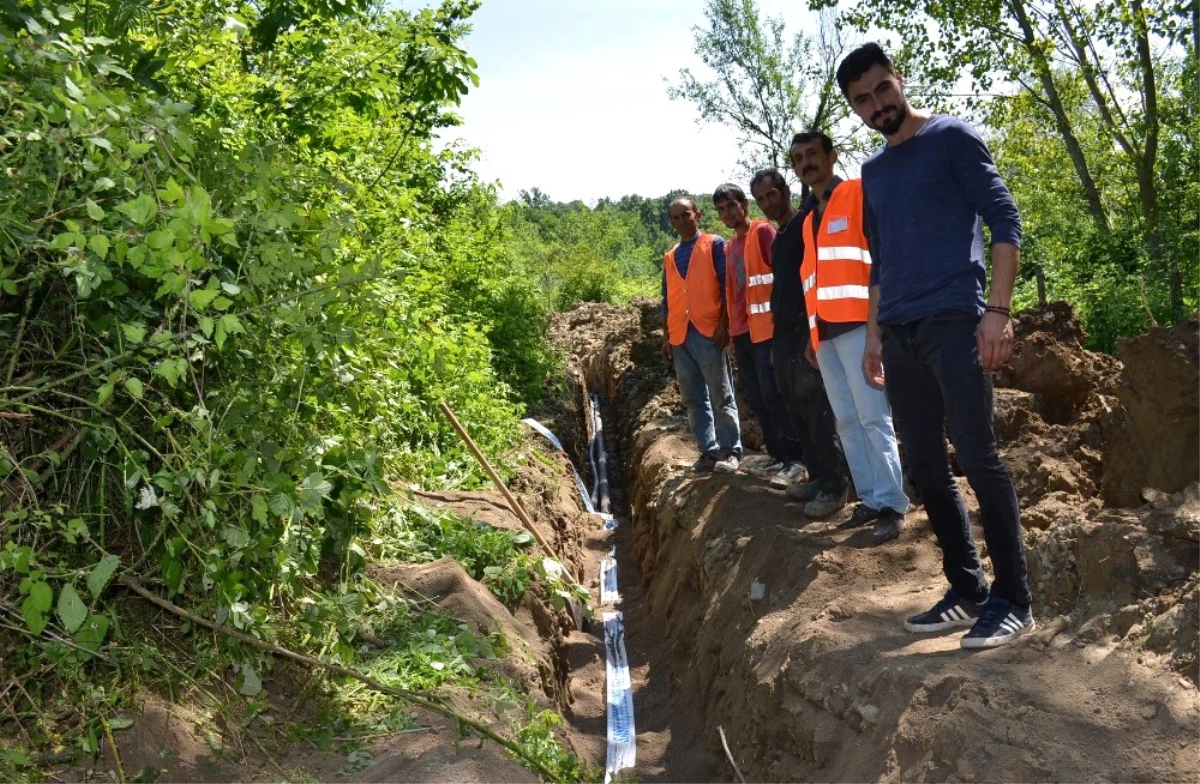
[993,302,1117,518]
[1106,314,1200,505]
[545,299,1200,782]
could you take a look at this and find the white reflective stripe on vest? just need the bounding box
[747,273,774,286]
[817,246,872,265]
[816,284,870,301]
[748,301,772,315]
[802,272,816,294]
[808,314,817,329]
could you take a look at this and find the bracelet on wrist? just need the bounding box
[985,305,1011,316]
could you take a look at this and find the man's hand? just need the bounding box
[661,335,673,364]
[804,341,819,370]
[863,331,885,388]
[714,322,730,351]
[976,311,1014,371]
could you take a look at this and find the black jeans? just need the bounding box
[733,334,804,463]
[771,323,847,493]
[882,312,1031,606]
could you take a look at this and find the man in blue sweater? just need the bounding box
[837,43,1034,649]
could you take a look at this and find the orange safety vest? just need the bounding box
[664,234,722,346]
[800,179,872,349]
[725,220,775,344]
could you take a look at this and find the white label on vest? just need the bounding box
[827,216,849,233]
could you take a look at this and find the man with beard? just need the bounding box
[749,169,848,518]
[792,130,910,544]
[837,43,1034,648]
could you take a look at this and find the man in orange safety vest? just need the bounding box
[660,197,743,474]
[793,130,910,543]
[711,183,805,486]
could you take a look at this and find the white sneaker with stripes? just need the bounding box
[904,588,985,633]
[960,599,1036,649]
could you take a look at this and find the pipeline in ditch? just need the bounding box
[526,394,634,783]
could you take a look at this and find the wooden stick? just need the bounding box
[118,576,559,782]
[718,725,747,784]
[438,401,580,589]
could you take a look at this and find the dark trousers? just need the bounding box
[733,334,804,463]
[771,323,847,493]
[882,312,1031,606]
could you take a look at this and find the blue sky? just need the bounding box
[439,0,826,204]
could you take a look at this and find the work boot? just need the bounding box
[769,462,806,488]
[752,459,785,477]
[691,454,717,474]
[714,454,740,474]
[785,480,822,502]
[871,507,905,543]
[804,488,848,519]
[836,503,882,530]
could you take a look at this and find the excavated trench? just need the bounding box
[102,301,1198,782]
[547,301,1200,783]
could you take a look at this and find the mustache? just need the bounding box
[871,105,899,123]
[802,166,818,175]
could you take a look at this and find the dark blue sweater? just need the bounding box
[862,114,1022,325]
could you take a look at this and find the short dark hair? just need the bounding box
[836,42,895,97]
[749,168,789,197]
[669,195,698,212]
[712,183,747,205]
[791,130,834,154]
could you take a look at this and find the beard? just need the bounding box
[871,102,909,136]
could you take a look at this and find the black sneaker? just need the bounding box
[837,504,882,530]
[785,480,822,502]
[960,598,1036,649]
[691,454,717,474]
[804,489,847,519]
[904,588,985,633]
[871,508,905,543]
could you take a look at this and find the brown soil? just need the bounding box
[544,299,1199,782]
[84,300,1198,783]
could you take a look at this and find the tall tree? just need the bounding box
[811,0,1195,321]
[668,0,864,179]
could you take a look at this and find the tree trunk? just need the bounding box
[1128,0,1177,321]
[1008,0,1110,232]
[1194,0,1199,102]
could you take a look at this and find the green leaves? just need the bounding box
[57,584,87,633]
[115,193,157,225]
[87,555,121,597]
[214,313,244,349]
[189,288,220,310]
[125,377,145,400]
[21,580,53,635]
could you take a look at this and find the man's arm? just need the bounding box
[712,237,730,350]
[949,121,1022,371]
[661,262,672,361]
[863,284,885,387]
[949,119,1022,249]
[757,222,777,268]
[977,243,1019,371]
